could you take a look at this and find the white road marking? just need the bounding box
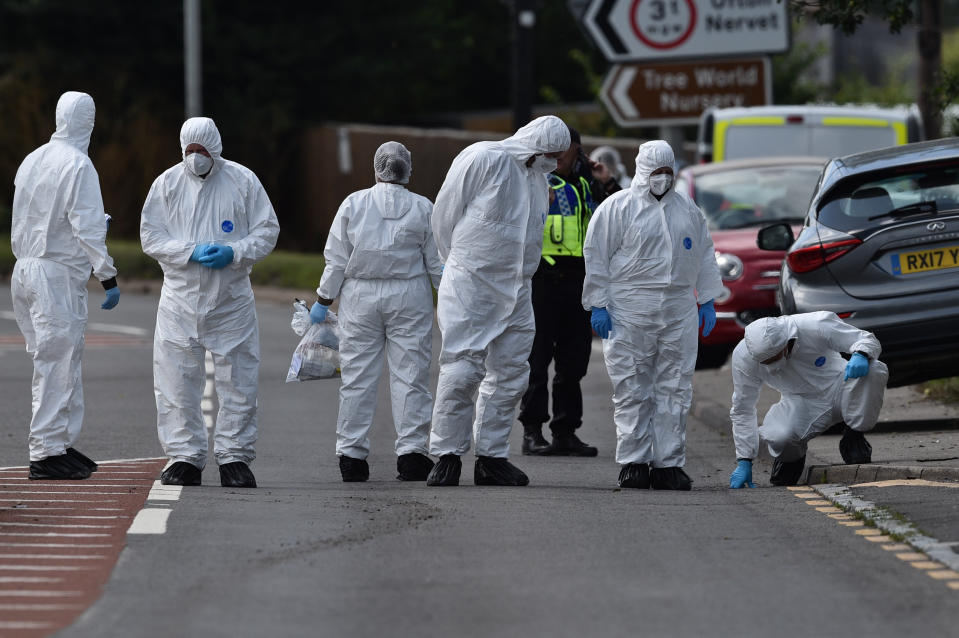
[0,565,94,571]
[85,322,149,336]
[0,554,106,560]
[0,576,63,583]
[0,604,84,610]
[146,481,182,501]
[0,622,56,629]
[127,508,171,535]
[0,591,83,597]
[0,522,115,529]
[9,515,124,520]
[0,533,111,538]
[0,543,113,549]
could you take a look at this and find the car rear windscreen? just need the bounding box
[694,165,822,230]
[724,125,900,161]
[817,161,959,232]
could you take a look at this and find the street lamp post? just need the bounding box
[184,0,202,119]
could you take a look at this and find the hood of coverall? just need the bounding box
[50,91,96,155]
[497,115,571,163]
[744,316,798,362]
[179,117,223,160]
[630,140,675,194]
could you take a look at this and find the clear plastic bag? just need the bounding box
[286,299,341,382]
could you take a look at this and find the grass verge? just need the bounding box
[0,235,325,291]
[922,377,959,405]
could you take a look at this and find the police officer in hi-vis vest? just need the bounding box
[519,127,622,456]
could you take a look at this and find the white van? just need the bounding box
[697,105,923,163]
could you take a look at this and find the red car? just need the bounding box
[674,157,826,367]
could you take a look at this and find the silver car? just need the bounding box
[758,138,959,387]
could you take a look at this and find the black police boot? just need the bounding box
[770,455,806,486]
[618,463,650,489]
[28,454,92,480]
[521,427,551,455]
[474,456,529,486]
[159,461,202,486]
[426,454,462,486]
[839,425,873,465]
[219,461,257,488]
[339,455,370,482]
[396,452,435,481]
[66,447,98,472]
[650,467,692,491]
[545,432,598,457]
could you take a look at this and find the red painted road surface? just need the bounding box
[0,459,167,637]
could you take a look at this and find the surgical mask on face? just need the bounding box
[649,174,673,196]
[185,152,213,177]
[530,155,558,174]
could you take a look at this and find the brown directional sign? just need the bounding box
[600,57,771,127]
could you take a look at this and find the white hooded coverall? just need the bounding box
[11,91,117,461]
[730,311,888,462]
[318,151,443,460]
[582,140,723,467]
[429,116,571,458]
[140,118,280,469]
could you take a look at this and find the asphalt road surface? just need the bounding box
[0,285,956,637]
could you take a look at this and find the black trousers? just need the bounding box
[518,273,593,436]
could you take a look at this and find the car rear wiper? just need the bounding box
[868,200,938,221]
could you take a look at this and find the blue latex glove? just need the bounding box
[845,352,870,380]
[590,307,612,339]
[310,301,329,324]
[197,244,234,269]
[101,287,121,310]
[189,244,211,262]
[698,299,716,338]
[729,459,755,489]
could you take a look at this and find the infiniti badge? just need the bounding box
[927,221,946,232]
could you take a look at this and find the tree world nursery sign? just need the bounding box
[583,0,789,62]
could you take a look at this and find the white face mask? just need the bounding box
[185,152,214,177]
[649,173,673,196]
[530,155,558,174]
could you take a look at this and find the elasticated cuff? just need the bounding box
[100,277,118,290]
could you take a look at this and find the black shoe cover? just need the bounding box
[650,466,692,491]
[426,454,461,486]
[618,463,650,488]
[396,452,434,481]
[474,456,529,486]
[839,426,872,465]
[545,432,598,457]
[160,461,202,486]
[770,455,806,486]
[66,447,98,472]
[521,430,551,455]
[29,454,91,480]
[219,461,257,488]
[339,456,370,482]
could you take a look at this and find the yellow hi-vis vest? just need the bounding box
[542,174,593,265]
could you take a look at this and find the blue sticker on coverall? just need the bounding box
[222,220,234,233]
[815,356,826,367]
[683,237,692,249]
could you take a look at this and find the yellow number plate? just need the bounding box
[891,245,959,274]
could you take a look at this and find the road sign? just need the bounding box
[600,57,771,127]
[583,0,789,63]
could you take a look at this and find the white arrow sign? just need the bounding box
[583,0,789,63]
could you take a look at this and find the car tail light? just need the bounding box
[786,238,862,273]
[837,312,853,318]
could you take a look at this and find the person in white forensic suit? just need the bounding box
[311,141,443,483]
[11,91,120,481]
[728,312,888,488]
[426,115,571,487]
[140,117,279,489]
[583,140,723,490]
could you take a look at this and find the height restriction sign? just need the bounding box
[583,0,789,63]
